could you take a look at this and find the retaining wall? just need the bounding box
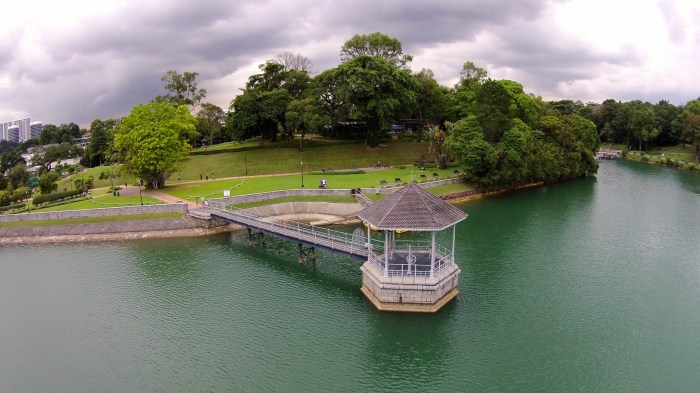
[210,177,468,206]
[0,203,189,223]
[359,176,466,195]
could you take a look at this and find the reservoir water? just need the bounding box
[1,160,699,392]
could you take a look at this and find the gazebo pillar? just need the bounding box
[452,225,456,261]
[430,231,436,278]
[383,230,389,277]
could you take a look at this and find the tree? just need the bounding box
[628,102,658,151]
[6,163,29,190]
[457,61,487,90]
[312,68,350,137]
[1,151,24,174]
[32,143,77,172]
[38,171,59,194]
[114,102,197,189]
[447,116,498,184]
[156,70,207,112]
[275,51,313,73]
[335,55,419,146]
[340,32,413,67]
[413,69,448,131]
[285,96,329,150]
[82,118,115,167]
[680,100,700,162]
[196,103,226,146]
[229,89,293,142]
[473,80,513,143]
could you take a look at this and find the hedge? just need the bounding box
[33,189,84,205]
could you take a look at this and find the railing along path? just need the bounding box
[208,204,383,259]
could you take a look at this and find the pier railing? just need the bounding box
[209,205,384,258]
[209,203,455,275]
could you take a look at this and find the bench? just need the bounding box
[432,172,439,180]
[379,180,388,188]
[394,177,402,185]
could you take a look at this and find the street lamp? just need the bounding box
[300,161,304,187]
[245,155,248,176]
[138,179,143,205]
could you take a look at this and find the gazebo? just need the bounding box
[357,182,468,312]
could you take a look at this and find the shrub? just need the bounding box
[640,155,650,162]
[33,189,84,205]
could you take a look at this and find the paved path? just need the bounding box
[108,184,197,210]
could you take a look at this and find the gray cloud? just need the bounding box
[0,0,698,127]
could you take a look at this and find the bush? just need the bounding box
[33,189,84,205]
[640,155,650,162]
[309,170,366,175]
[0,201,27,213]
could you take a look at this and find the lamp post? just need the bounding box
[138,179,143,205]
[300,161,304,187]
[245,155,248,176]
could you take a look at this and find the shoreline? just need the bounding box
[1,184,550,245]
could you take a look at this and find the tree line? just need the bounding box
[2,32,699,196]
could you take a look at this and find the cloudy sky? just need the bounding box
[1,0,698,127]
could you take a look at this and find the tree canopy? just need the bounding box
[340,32,413,68]
[114,102,197,189]
[156,70,207,112]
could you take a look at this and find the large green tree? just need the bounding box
[285,96,329,150]
[335,55,419,146]
[114,102,197,189]
[680,100,700,162]
[340,32,413,68]
[156,70,207,112]
[196,103,226,146]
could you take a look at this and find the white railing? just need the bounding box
[210,204,457,276]
[210,205,385,256]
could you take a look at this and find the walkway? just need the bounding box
[208,205,378,259]
[112,184,197,209]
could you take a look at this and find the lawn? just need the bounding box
[56,164,139,191]
[32,195,163,212]
[162,166,464,201]
[174,140,437,181]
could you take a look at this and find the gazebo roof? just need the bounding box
[357,183,468,231]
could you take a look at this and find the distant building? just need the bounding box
[7,125,20,143]
[77,132,91,147]
[30,121,43,140]
[1,117,31,142]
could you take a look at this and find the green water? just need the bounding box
[1,160,699,392]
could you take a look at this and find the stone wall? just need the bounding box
[243,202,362,217]
[0,203,189,223]
[210,188,353,207]
[209,177,468,206]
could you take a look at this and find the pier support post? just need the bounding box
[247,227,265,246]
[298,243,316,265]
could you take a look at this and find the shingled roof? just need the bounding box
[357,183,468,231]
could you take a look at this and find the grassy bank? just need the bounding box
[162,166,464,201]
[176,141,436,180]
[234,195,357,209]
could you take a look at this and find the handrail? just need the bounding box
[209,205,455,276]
